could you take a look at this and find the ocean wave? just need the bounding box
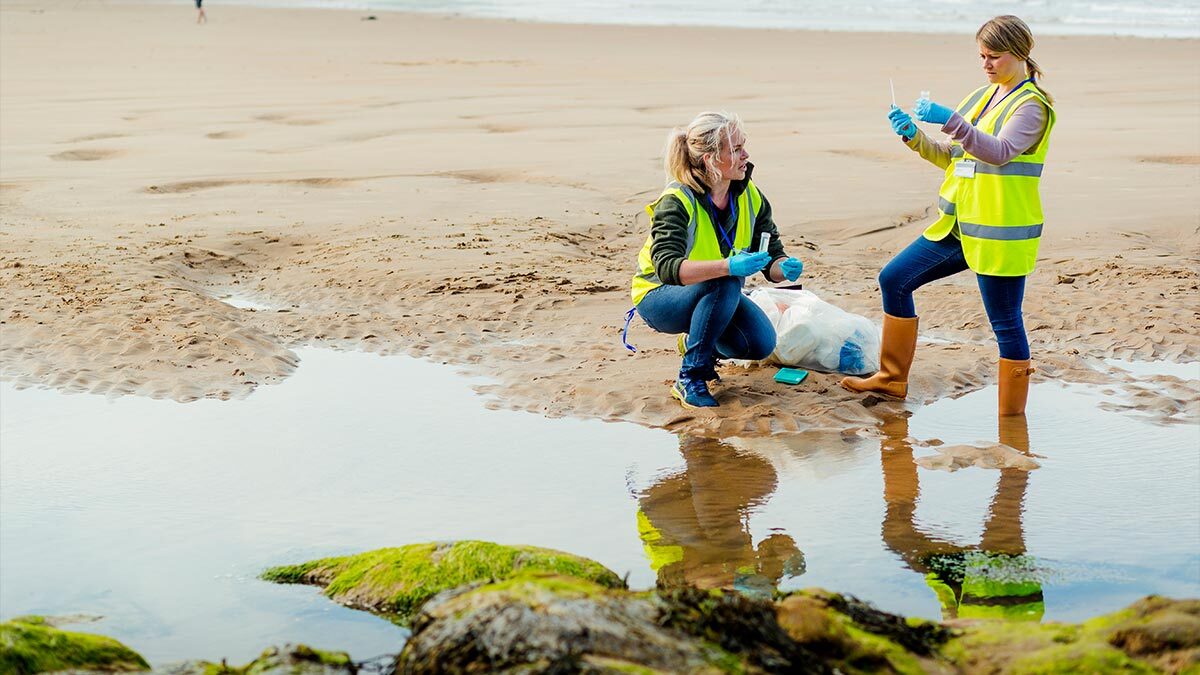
[145,0,1200,39]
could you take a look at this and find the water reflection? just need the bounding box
[634,435,806,597]
[880,414,1044,621]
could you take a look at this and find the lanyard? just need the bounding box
[706,193,738,255]
[973,78,1033,125]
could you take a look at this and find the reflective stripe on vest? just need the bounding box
[630,181,761,305]
[923,81,1055,276]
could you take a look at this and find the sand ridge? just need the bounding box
[1,2,1197,434]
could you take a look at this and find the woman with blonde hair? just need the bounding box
[843,15,1055,417]
[630,112,805,408]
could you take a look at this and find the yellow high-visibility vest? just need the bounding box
[924,81,1056,276]
[630,181,761,305]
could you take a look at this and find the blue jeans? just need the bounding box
[879,235,1029,360]
[637,277,776,378]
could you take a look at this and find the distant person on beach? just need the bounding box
[842,15,1055,417]
[629,111,806,409]
[196,0,206,24]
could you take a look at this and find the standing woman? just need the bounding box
[631,111,805,409]
[842,15,1055,416]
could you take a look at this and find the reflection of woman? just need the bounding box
[843,16,1055,417]
[630,112,805,409]
[879,415,1044,621]
[635,435,804,596]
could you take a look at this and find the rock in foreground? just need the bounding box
[399,580,1199,674]
[0,615,149,674]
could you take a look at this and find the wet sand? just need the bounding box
[1,1,1198,434]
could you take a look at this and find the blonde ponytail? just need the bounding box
[662,111,743,194]
[662,128,693,192]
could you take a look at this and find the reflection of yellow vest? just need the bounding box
[636,509,683,572]
[923,81,1056,277]
[630,182,761,305]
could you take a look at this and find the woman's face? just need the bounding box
[708,128,749,182]
[979,41,1026,86]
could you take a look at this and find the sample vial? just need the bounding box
[759,232,771,253]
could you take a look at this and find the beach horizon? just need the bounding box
[130,0,1200,39]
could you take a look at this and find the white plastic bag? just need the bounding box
[747,287,880,375]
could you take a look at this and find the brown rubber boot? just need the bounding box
[841,314,919,399]
[998,358,1035,416]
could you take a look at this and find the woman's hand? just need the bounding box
[888,106,918,139]
[780,257,804,281]
[728,250,771,277]
[913,98,954,125]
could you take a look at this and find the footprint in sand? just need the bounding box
[206,130,243,140]
[50,148,121,161]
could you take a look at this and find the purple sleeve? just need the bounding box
[940,102,1048,165]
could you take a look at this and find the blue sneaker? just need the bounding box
[671,376,719,408]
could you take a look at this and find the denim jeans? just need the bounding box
[637,277,776,378]
[878,235,1029,360]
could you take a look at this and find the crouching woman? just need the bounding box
[630,111,804,408]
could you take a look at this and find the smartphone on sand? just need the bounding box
[774,367,809,385]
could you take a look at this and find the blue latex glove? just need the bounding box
[779,257,804,281]
[728,250,771,277]
[888,105,918,139]
[913,97,954,125]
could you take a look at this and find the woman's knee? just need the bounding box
[698,275,742,298]
[877,261,909,297]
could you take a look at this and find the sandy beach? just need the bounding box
[1,0,1197,436]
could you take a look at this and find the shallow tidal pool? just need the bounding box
[1,348,1197,666]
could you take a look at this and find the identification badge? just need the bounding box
[953,160,977,179]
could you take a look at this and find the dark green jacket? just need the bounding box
[648,164,787,285]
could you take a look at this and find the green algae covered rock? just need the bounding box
[163,644,355,675]
[941,595,1199,674]
[260,540,1197,673]
[0,615,149,674]
[261,540,625,621]
[398,578,960,674]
